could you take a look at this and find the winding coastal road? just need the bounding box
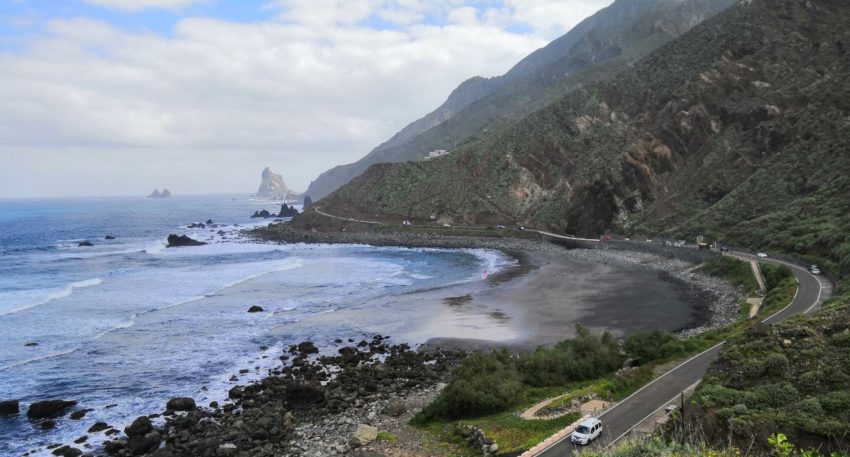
[536,252,832,457]
[307,207,833,455]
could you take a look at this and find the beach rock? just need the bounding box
[74,436,87,444]
[105,235,116,240]
[125,416,153,437]
[103,439,126,454]
[0,399,19,416]
[217,443,238,456]
[297,341,319,354]
[78,241,94,247]
[228,387,243,400]
[88,422,110,433]
[165,397,196,411]
[351,424,378,446]
[386,398,406,417]
[166,234,206,248]
[51,445,82,457]
[286,382,325,409]
[247,305,264,313]
[69,409,91,420]
[127,431,161,455]
[39,419,56,429]
[28,400,77,419]
[24,342,38,347]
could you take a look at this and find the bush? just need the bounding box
[415,350,523,421]
[518,325,623,387]
[623,329,689,363]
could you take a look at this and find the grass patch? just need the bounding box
[376,431,398,442]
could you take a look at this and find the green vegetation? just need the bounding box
[578,434,849,457]
[375,431,398,442]
[691,302,850,451]
[697,257,760,295]
[414,326,623,422]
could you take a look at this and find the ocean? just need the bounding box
[0,195,510,456]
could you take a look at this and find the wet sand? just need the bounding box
[277,246,727,353]
[418,249,711,352]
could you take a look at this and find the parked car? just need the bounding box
[442,223,451,227]
[571,418,602,445]
[757,252,768,258]
[810,265,821,275]
[402,220,412,227]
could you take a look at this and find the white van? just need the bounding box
[571,418,602,445]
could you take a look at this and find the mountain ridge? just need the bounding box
[309,0,850,279]
[304,0,736,201]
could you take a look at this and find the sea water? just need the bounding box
[0,195,510,456]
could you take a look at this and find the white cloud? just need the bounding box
[0,1,613,198]
[81,0,208,12]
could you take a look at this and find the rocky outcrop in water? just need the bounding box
[256,167,298,200]
[147,189,171,199]
[27,400,77,419]
[251,204,299,219]
[0,399,19,416]
[166,234,206,248]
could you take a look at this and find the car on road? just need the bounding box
[570,418,602,445]
[810,265,821,275]
[757,252,769,258]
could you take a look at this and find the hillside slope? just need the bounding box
[304,0,736,200]
[314,0,850,278]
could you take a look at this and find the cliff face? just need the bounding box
[256,167,297,200]
[315,0,850,278]
[303,0,736,201]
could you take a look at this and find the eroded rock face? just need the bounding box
[256,167,298,200]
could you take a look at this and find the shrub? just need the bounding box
[623,329,686,363]
[415,350,523,421]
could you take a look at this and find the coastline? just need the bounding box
[252,224,741,352]
[33,225,741,456]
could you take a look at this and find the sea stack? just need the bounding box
[256,167,298,200]
[148,189,172,199]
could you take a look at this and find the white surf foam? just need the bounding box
[0,278,104,317]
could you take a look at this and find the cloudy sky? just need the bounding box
[0,0,612,198]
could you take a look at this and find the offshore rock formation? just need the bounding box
[256,167,298,200]
[147,189,171,199]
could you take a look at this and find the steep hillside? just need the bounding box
[304,0,736,200]
[314,0,850,278]
[690,300,850,451]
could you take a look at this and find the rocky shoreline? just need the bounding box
[35,337,465,457]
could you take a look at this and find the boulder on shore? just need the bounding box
[27,399,77,419]
[0,399,20,416]
[166,234,206,248]
[165,397,196,411]
[124,416,153,437]
[351,424,378,446]
[247,305,264,313]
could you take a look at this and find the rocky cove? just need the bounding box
[21,227,742,457]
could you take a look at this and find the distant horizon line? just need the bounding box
[0,192,305,201]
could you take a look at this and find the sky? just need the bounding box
[0,0,613,198]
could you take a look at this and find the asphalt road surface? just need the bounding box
[538,253,831,457]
